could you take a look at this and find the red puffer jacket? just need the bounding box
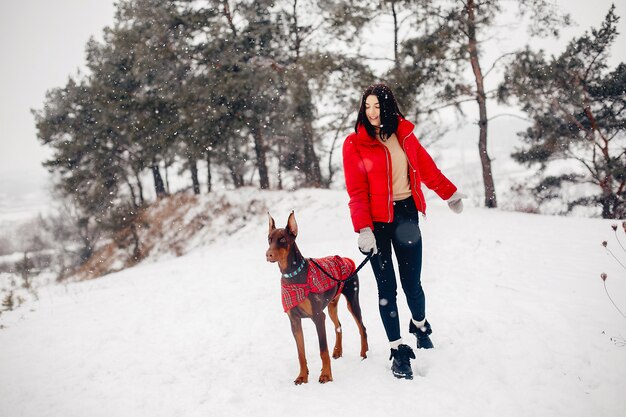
[342,117,457,232]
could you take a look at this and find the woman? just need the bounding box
[342,83,464,379]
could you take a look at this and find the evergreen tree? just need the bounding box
[274,0,376,187]
[499,6,626,218]
[33,78,120,261]
[114,0,194,196]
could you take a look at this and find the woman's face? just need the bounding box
[365,95,381,127]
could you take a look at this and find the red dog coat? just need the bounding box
[281,256,356,312]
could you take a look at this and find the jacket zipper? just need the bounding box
[402,132,426,214]
[381,143,393,223]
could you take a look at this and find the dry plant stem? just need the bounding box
[605,247,626,270]
[604,281,626,319]
[614,230,626,253]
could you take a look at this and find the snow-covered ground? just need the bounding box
[1,188,625,417]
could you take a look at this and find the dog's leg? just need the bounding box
[328,297,343,359]
[343,277,369,359]
[311,311,333,383]
[288,314,309,385]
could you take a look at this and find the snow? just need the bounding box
[1,188,625,417]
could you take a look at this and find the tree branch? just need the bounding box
[426,96,477,113]
[221,0,237,38]
[346,54,396,62]
[483,52,517,79]
[488,113,531,122]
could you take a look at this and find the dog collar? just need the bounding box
[282,258,307,279]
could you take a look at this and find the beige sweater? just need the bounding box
[379,133,411,201]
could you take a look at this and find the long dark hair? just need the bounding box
[355,83,405,141]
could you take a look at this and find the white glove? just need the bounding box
[447,191,466,214]
[358,227,378,254]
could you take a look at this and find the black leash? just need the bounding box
[309,251,374,283]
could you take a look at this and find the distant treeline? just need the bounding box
[33,0,625,272]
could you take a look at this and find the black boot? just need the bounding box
[389,344,415,379]
[409,319,434,349]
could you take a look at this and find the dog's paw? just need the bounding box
[294,375,308,385]
[332,347,342,359]
[318,373,333,384]
[360,341,369,359]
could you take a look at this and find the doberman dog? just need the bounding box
[266,211,368,385]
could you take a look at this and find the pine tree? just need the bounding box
[499,6,626,218]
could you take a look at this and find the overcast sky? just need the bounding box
[0,0,116,220]
[0,1,624,220]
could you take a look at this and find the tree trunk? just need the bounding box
[132,167,145,205]
[302,117,322,187]
[293,70,322,187]
[467,0,497,208]
[189,158,200,195]
[130,222,141,262]
[599,174,615,219]
[151,161,166,196]
[79,236,93,264]
[125,178,138,209]
[289,5,322,187]
[228,162,244,188]
[130,163,144,206]
[251,120,270,189]
[223,140,244,188]
[277,141,283,190]
[206,150,212,193]
[391,0,399,69]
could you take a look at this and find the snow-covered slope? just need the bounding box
[1,188,625,417]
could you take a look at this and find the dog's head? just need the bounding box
[266,211,298,265]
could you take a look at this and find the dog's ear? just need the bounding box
[268,213,276,234]
[286,211,298,237]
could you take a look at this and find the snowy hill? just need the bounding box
[1,188,625,417]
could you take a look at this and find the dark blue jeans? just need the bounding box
[370,196,425,342]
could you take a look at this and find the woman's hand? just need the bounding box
[447,191,466,214]
[358,227,378,254]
